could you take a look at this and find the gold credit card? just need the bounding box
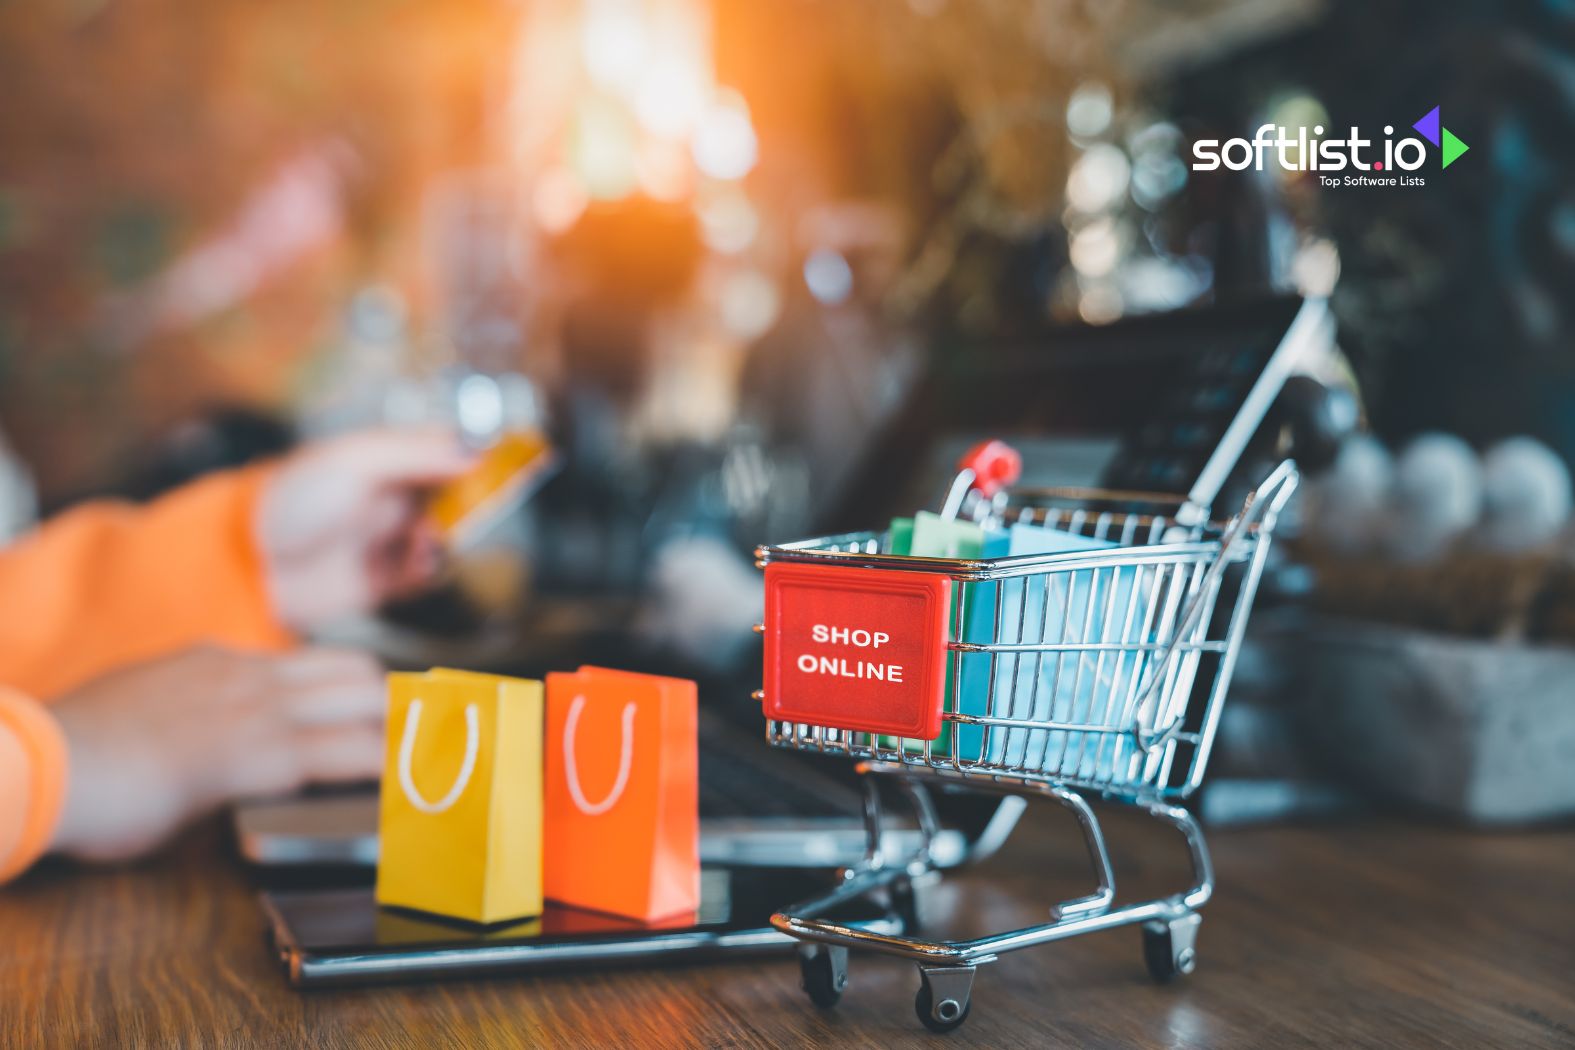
[428,430,557,546]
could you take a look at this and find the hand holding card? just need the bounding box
[427,430,557,547]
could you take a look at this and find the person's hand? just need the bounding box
[49,646,385,861]
[257,427,474,632]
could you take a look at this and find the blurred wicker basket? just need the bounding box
[1271,615,1575,823]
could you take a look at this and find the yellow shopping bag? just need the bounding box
[375,668,544,924]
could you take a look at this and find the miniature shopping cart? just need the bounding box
[754,441,1297,1033]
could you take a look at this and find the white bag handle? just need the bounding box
[563,695,636,816]
[397,699,480,814]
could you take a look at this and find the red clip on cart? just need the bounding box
[754,441,1298,1033]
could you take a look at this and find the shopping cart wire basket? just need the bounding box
[753,440,1298,1033]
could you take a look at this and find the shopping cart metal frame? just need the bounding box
[754,453,1298,1033]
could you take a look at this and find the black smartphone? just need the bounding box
[263,866,899,988]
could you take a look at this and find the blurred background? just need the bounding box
[2,0,1572,823]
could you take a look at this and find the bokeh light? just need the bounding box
[1066,81,1114,140]
[581,0,648,94]
[803,248,854,305]
[698,187,759,254]
[634,56,709,140]
[1069,216,1121,277]
[571,95,639,200]
[533,166,590,235]
[1128,122,1187,210]
[719,268,780,338]
[1077,284,1123,325]
[1066,143,1130,214]
[456,373,505,437]
[1291,236,1341,296]
[692,89,758,181]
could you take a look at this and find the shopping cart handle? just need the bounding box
[958,440,1022,499]
[1133,459,1301,753]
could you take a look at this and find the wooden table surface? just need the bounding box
[2,806,1571,1049]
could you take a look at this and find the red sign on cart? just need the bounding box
[762,563,952,740]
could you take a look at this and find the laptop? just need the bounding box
[235,707,984,871]
[822,295,1333,530]
[235,295,1333,871]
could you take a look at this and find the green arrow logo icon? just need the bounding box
[1414,107,1470,169]
[1440,127,1470,169]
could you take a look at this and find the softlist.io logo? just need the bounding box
[1191,106,1469,188]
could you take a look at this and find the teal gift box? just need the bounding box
[883,513,1007,757]
[957,524,1150,779]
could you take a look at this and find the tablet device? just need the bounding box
[263,866,900,988]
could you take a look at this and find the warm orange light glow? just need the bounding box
[636,137,694,201]
[634,56,708,139]
[508,0,755,211]
[571,95,639,200]
[533,165,590,234]
[581,0,649,93]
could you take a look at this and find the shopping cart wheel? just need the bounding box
[798,944,849,1009]
[1142,913,1202,982]
[915,966,975,1034]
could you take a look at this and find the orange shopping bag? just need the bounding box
[544,666,699,922]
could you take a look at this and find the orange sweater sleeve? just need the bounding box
[0,465,294,701]
[0,465,294,879]
[0,686,67,881]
